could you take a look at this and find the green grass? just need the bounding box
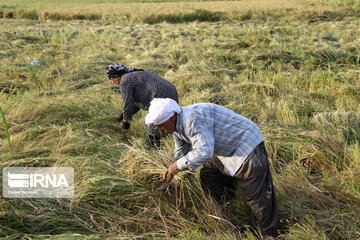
[1,0,360,239]
[0,107,12,156]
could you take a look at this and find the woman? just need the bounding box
[105,63,179,147]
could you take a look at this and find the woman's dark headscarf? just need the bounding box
[105,63,137,80]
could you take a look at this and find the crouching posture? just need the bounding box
[105,63,178,147]
[145,98,278,238]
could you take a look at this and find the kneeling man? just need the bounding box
[145,98,278,238]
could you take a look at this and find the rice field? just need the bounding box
[0,0,360,239]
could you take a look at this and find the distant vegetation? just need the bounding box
[1,0,360,239]
[1,0,360,23]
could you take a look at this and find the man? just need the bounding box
[105,63,178,147]
[145,98,278,238]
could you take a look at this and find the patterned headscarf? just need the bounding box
[105,63,135,80]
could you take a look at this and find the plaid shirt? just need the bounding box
[173,103,264,176]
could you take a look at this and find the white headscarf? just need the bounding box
[145,98,181,125]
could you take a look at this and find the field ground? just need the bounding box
[1,0,360,239]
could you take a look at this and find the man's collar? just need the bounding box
[175,107,183,134]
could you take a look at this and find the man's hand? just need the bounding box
[163,161,180,180]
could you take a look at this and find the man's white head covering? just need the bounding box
[145,98,181,125]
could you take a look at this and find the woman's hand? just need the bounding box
[121,120,130,129]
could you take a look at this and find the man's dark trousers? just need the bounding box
[200,142,278,238]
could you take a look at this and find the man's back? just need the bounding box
[175,103,264,176]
